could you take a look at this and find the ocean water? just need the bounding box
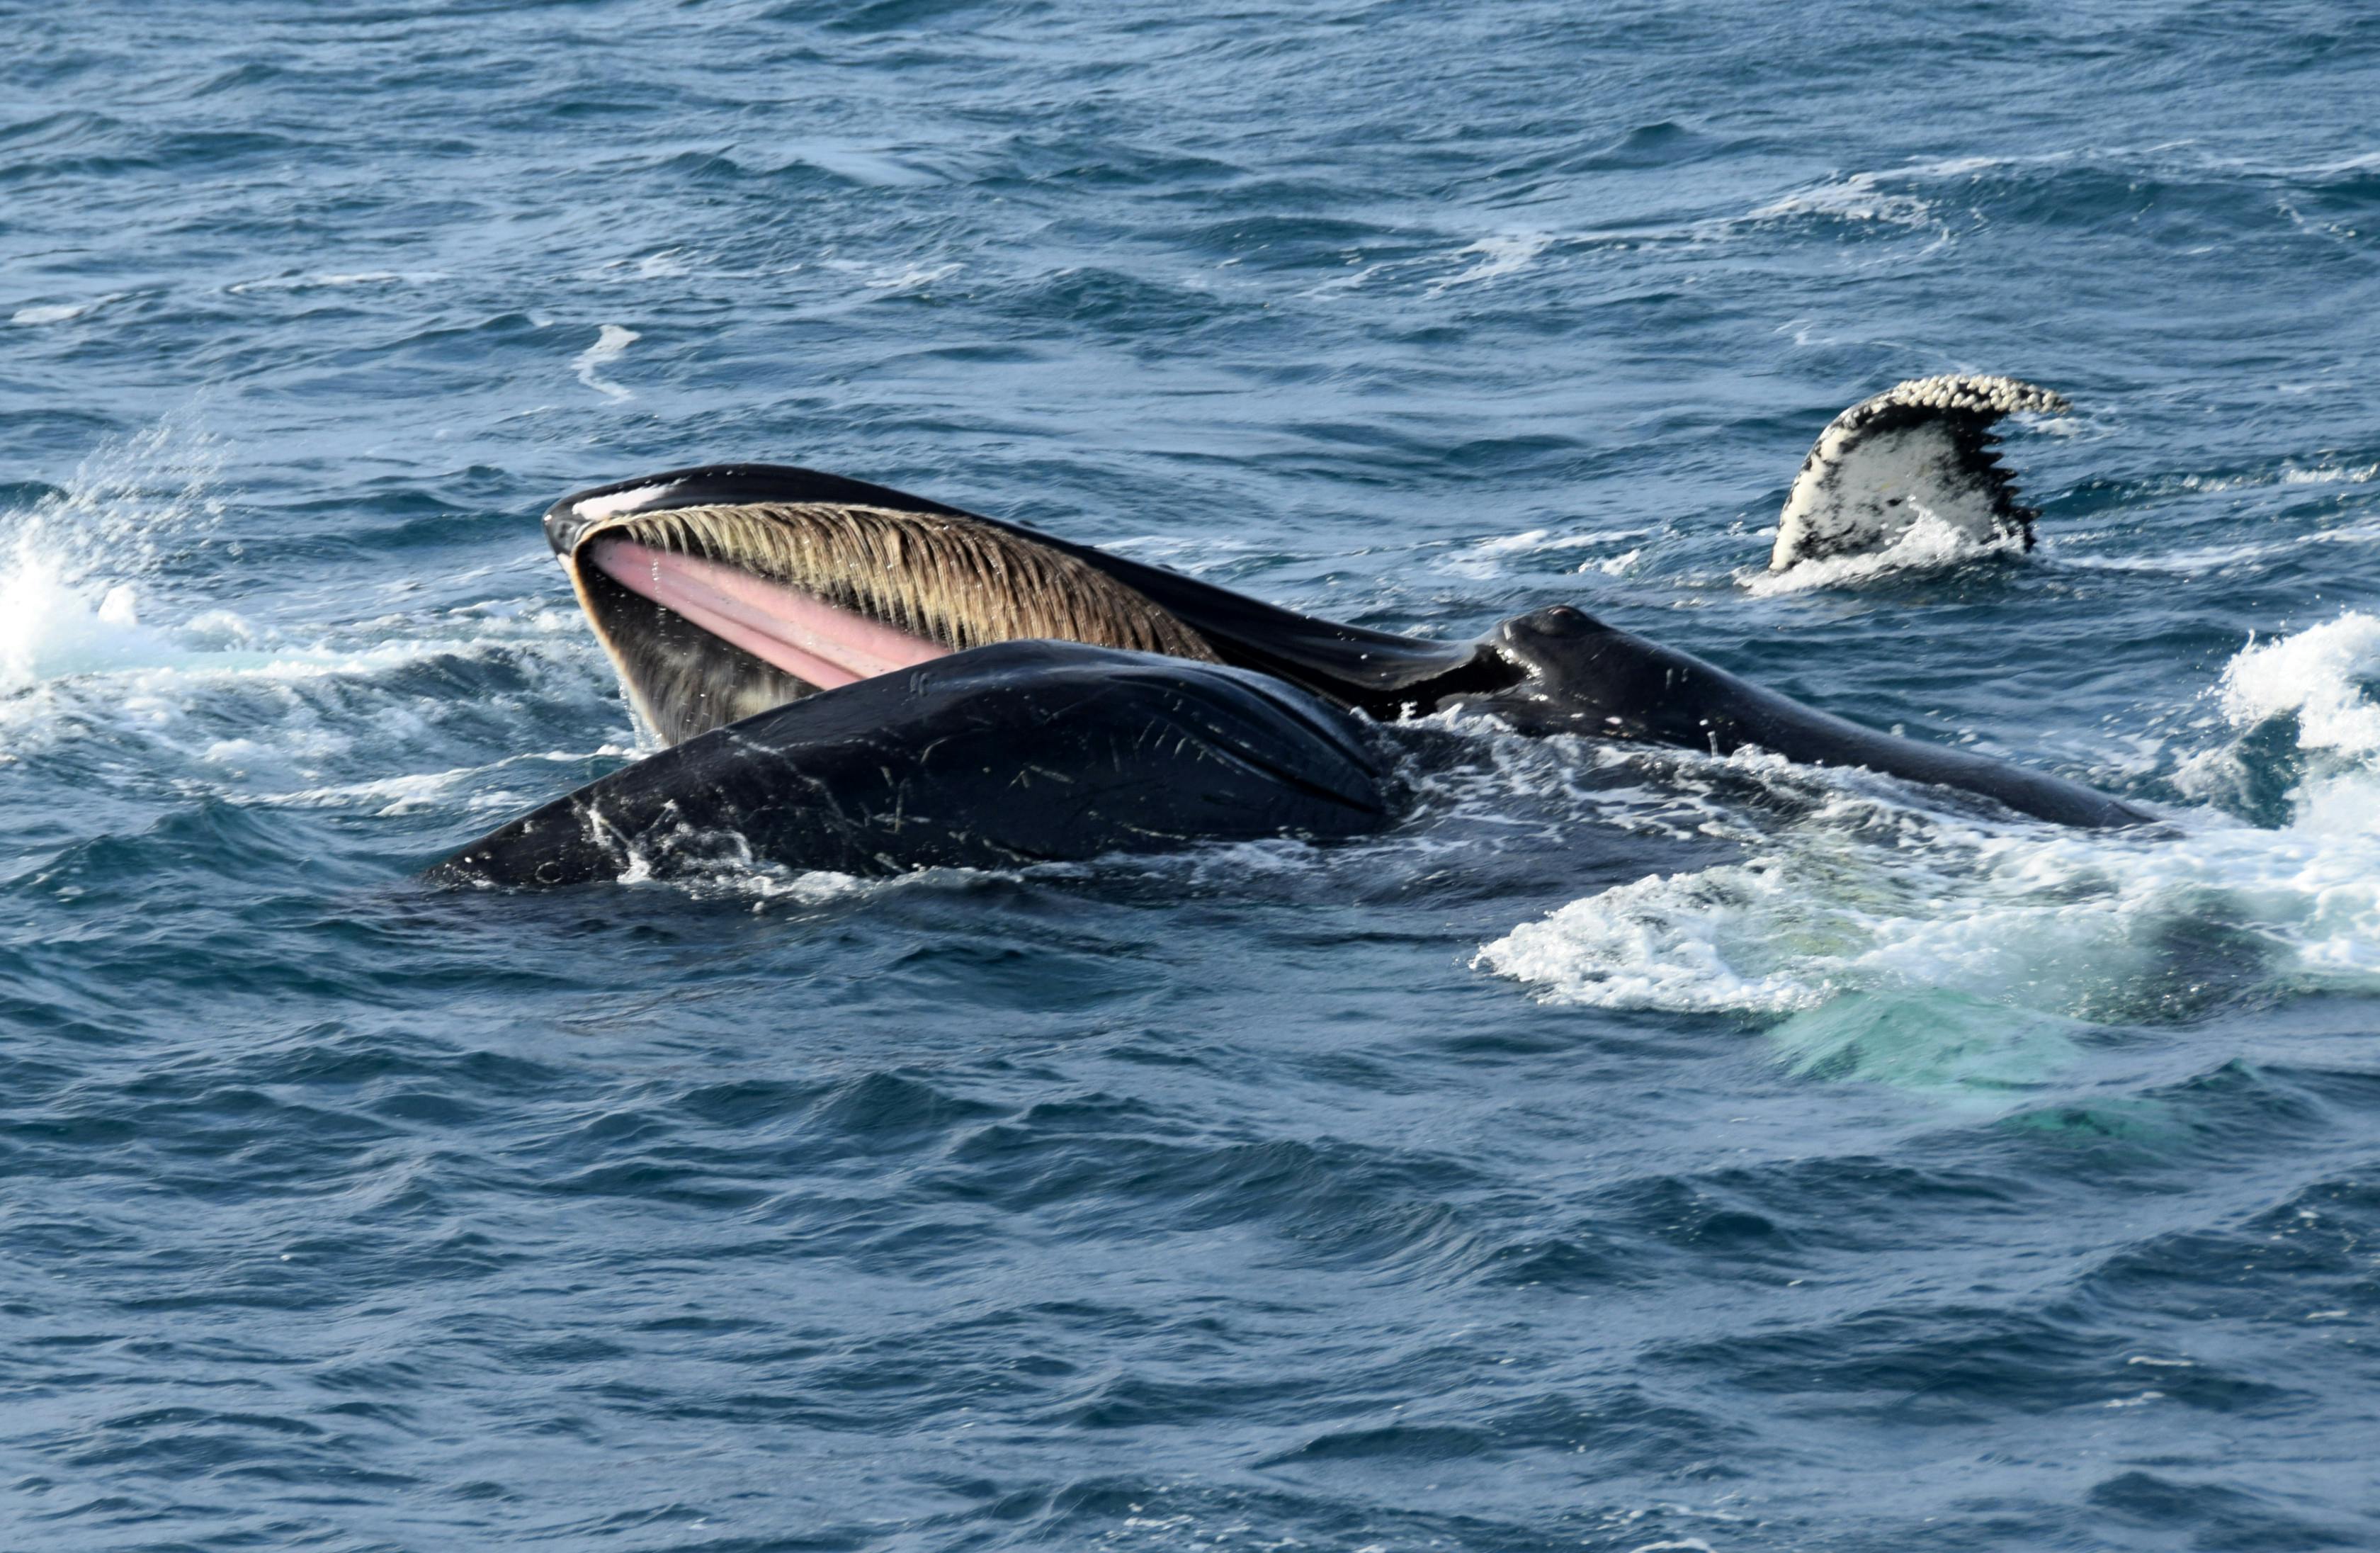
[6,2,2380,1548]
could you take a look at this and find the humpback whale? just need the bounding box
[433,374,2141,886]
[1771,375,2066,567]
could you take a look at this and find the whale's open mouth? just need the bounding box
[582,538,952,691]
[551,485,1220,742]
[546,463,1513,746]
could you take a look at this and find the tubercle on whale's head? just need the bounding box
[1500,603,1604,648]
[1443,606,1643,738]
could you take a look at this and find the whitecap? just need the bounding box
[572,324,640,400]
[0,550,174,691]
[11,293,125,325]
[0,417,224,694]
[863,262,961,290]
[2280,461,2379,485]
[1745,171,1937,230]
[1297,261,1379,300]
[0,419,614,770]
[1474,861,1824,1014]
[1425,233,1552,295]
[225,270,446,294]
[257,750,632,816]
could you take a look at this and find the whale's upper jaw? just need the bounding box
[543,463,984,559]
[543,463,1497,745]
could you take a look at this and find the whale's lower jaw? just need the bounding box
[428,640,1400,888]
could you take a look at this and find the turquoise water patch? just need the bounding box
[1767,988,2092,1097]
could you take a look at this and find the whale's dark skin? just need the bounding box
[429,640,1397,887]
[1475,606,2145,830]
[431,462,2144,886]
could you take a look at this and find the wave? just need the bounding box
[11,292,127,325]
[1423,233,1554,295]
[1744,169,1951,232]
[223,270,448,294]
[2218,611,2380,759]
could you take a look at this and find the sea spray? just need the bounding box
[0,419,222,697]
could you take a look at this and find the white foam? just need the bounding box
[1440,526,1648,580]
[572,324,640,400]
[260,750,631,816]
[0,419,225,694]
[2218,611,2380,758]
[2282,462,2379,485]
[2057,538,2289,576]
[0,548,174,689]
[604,825,901,908]
[2141,461,2380,499]
[1297,261,1378,300]
[1426,234,1552,295]
[1746,510,2021,595]
[0,419,607,769]
[0,547,392,701]
[1480,799,2138,1020]
[816,257,963,293]
[1475,862,1823,1013]
[1482,611,2380,1032]
[581,249,705,285]
[1099,533,1263,577]
[1467,526,1645,557]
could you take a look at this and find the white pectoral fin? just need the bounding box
[1770,375,2070,570]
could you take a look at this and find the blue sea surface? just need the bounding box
[6,4,2380,1548]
